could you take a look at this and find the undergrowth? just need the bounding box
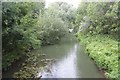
[77,33,119,80]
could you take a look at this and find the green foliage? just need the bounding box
[77,33,119,79]
[37,15,67,45]
[2,51,21,69]
[75,2,120,80]
[75,2,119,79]
[47,2,76,29]
[74,2,118,37]
[2,2,74,70]
[34,2,75,45]
[2,2,45,69]
[2,2,43,53]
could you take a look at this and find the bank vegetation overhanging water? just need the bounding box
[2,1,119,79]
[2,1,76,78]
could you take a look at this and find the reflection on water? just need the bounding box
[3,33,105,78]
[37,41,104,78]
[38,44,78,78]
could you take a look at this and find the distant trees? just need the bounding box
[36,14,67,45]
[47,2,76,29]
[35,2,75,45]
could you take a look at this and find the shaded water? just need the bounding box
[34,34,105,78]
[35,43,104,78]
[37,43,78,78]
[3,33,105,78]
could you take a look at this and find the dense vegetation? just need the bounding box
[2,1,119,79]
[2,2,43,70]
[2,1,74,74]
[74,2,119,80]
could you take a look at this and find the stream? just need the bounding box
[35,33,104,78]
[3,33,105,78]
[36,43,104,78]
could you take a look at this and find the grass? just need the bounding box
[77,33,119,80]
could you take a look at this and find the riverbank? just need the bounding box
[2,33,71,78]
[2,50,51,78]
[12,52,45,78]
[76,33,118,80]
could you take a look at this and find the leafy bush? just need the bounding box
[36,16,67,45]
[77,33,119,79]
[2,2,45,69]
[2,2,72,70]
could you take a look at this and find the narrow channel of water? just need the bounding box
[3,33,105,78]
[37,43,78,78]
[34,35,105,78]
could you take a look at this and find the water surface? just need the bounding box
[3,33,105,78]
[35,34,104,78]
